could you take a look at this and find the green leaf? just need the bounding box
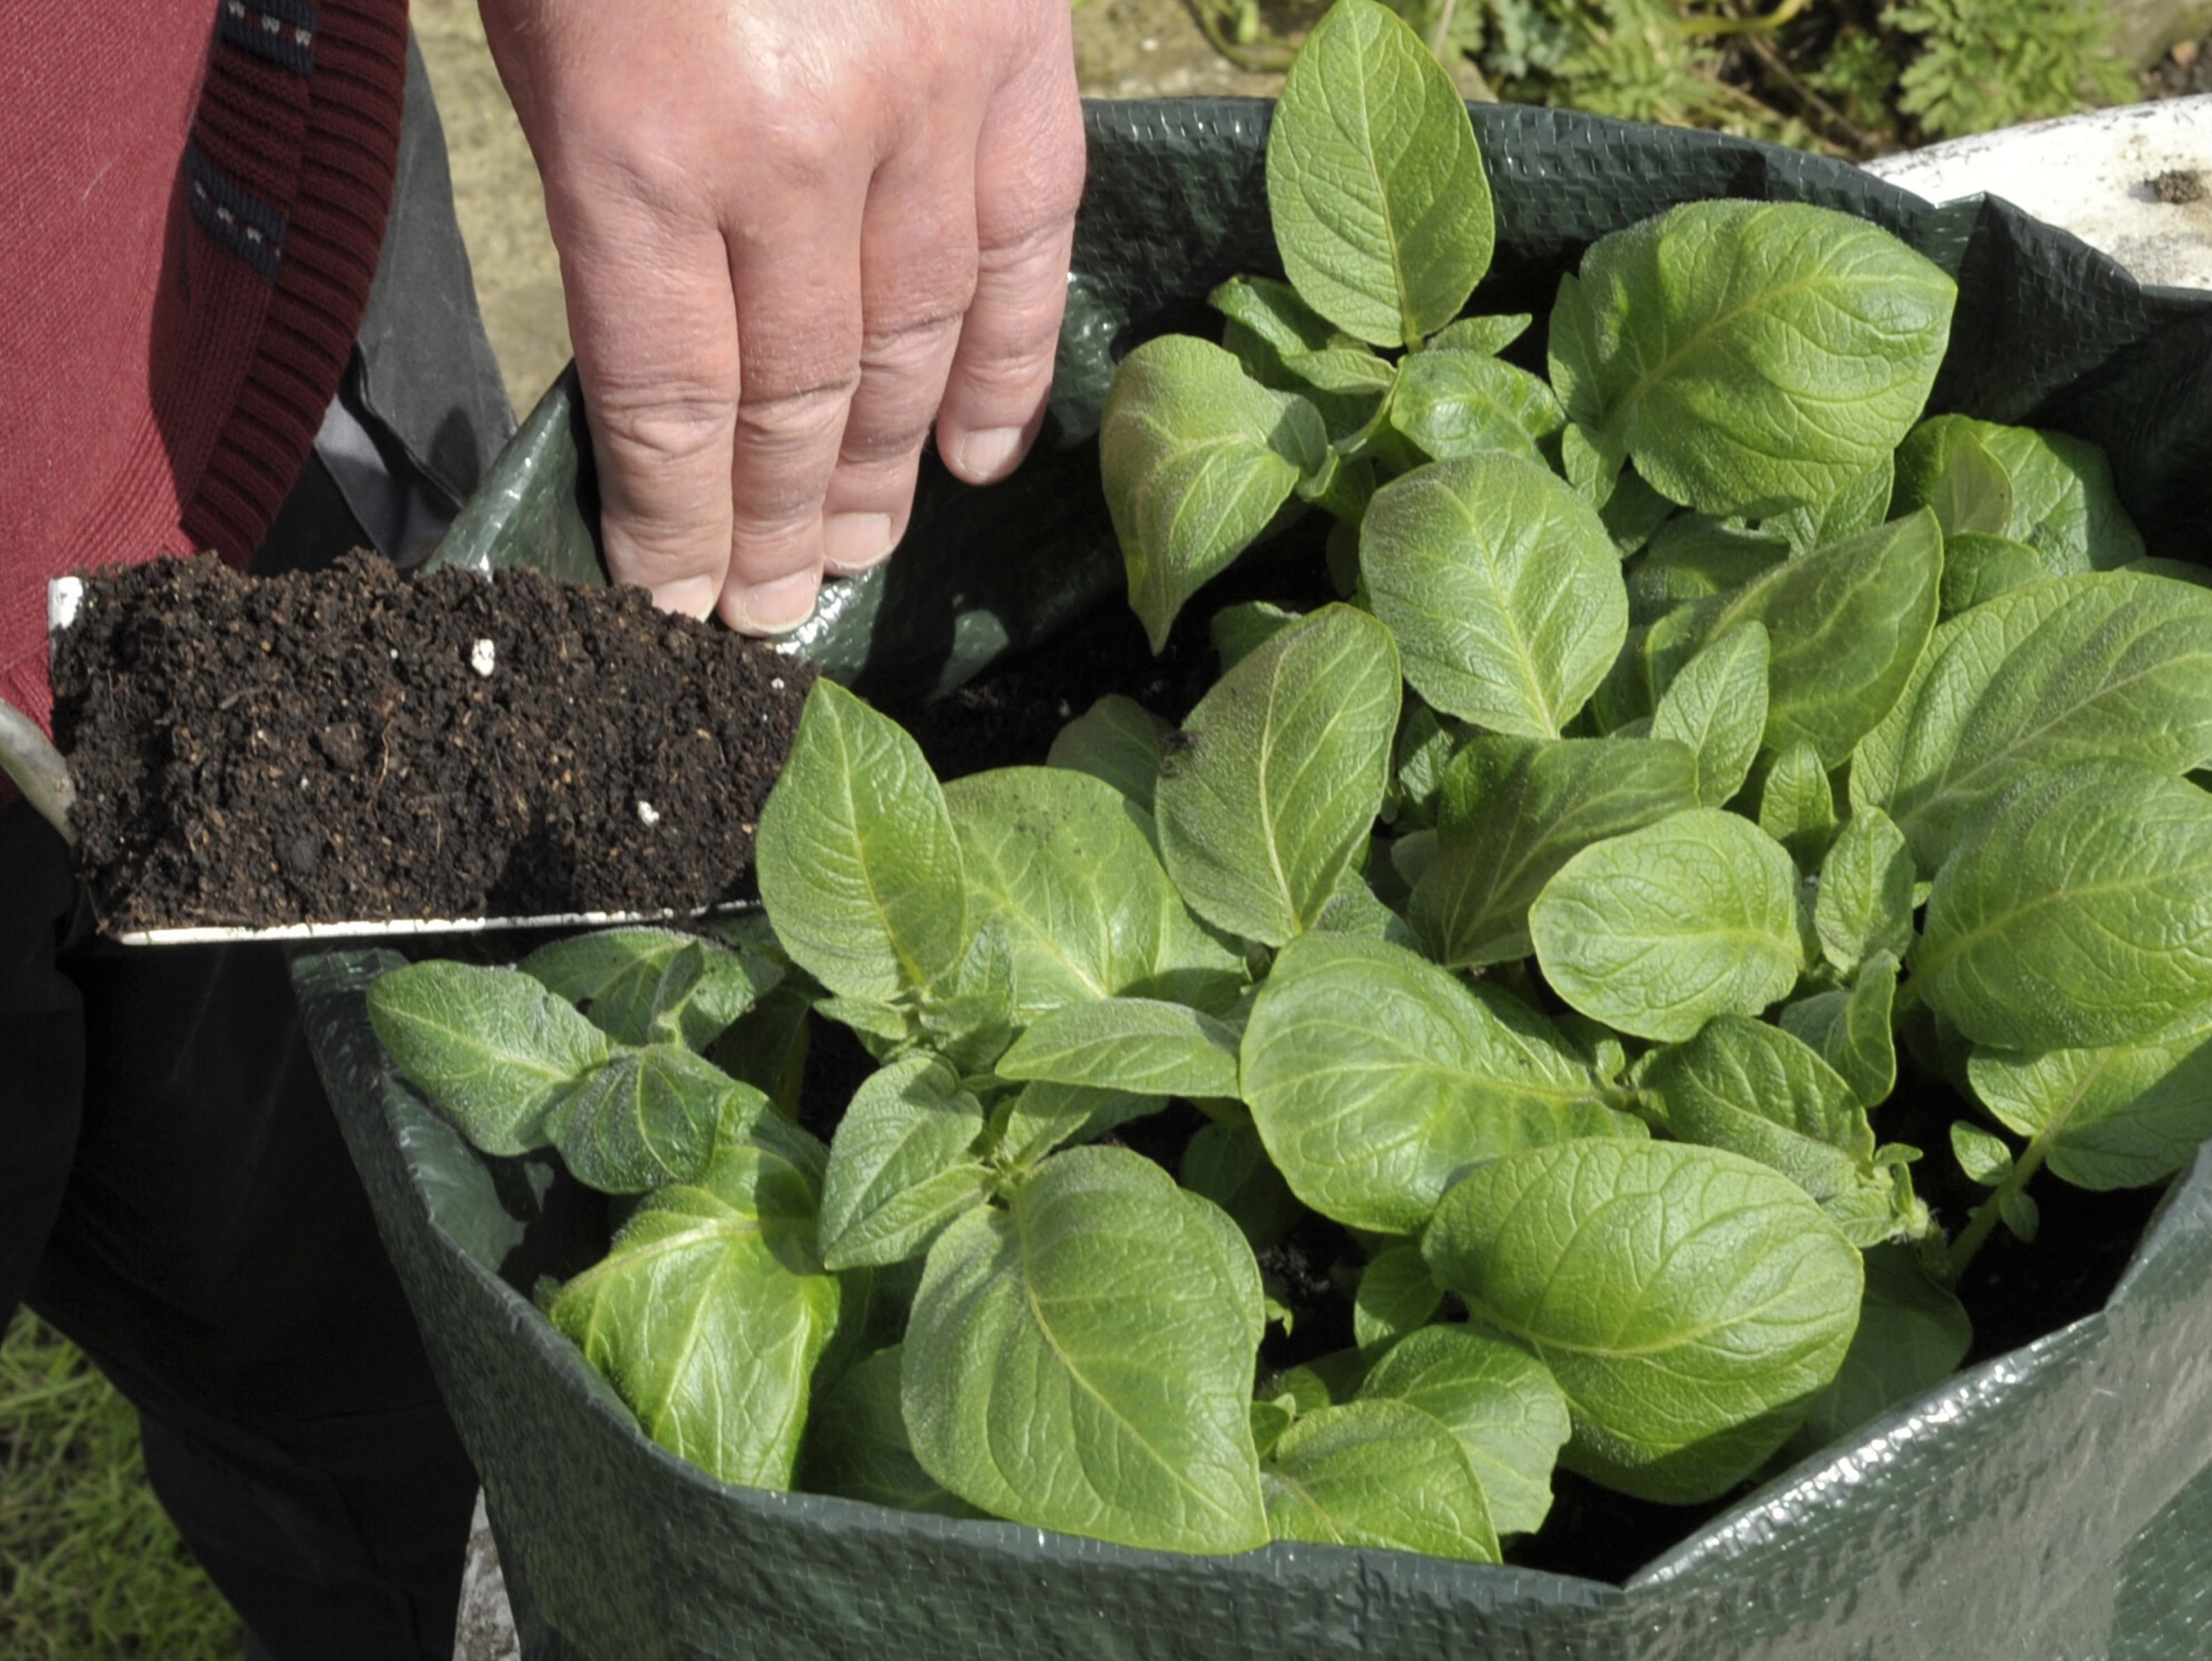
[1388,700,1455,827]
[916,923,1018,1075]
[1814,809,1916,977]
[1313,869,1422,952]
[1352,1246,1444,1350]
[1388,352,1563,465]
[522,927,780,1051]
[1210,600,1307,674]
[1209,274,1337,361]
[1261,1400,1499,1562]
[903,1146,1268,1552]
[1265,0,1493,347]
[1638,1016,1898,1243]
[799,1347,977,1516]
[1429,313,1531,355]
[1920,422,2016,536]
[1155,605,1402,946]
[1362,452,1628,738]
[2000,1187,2041,1243]
[997,997,1243,1099]
[710,978,814,1122]
[1626,515,1790,624]
[1284,345,1398,394]
[1423,1138,1862,1503]
[1757,740,1836,868]
[1852,572,2212,871]
[1763,455,1894,555]
[1940,532,2047,616]
[1216,284,1384,444]
[545,1044,762,1194]
[1779,952,1900,1107]
[1894,415,2145,571]
[1531,809,1804,1042]
[993,1080,1164,1172]
[1682,511,1945,768]
[1242,933,1638,1233]
[1651,621,1769,807]
[1915,761,2212,1049]
[1267,1349,1374,1417]
[1182,1119,1305,1249]
[1547,199,1954,519]
[1600,470,1677,559]
[1557,416,1626,507]
[1047,695,1171,813]
[369,961,611,1156]
[1101,334,1330,653]
[1968,1003,2212,1190]
[1785,1245,1971,1457]
[1250,1397,1296,1461]
[1356,1324,1571,1537]
[946,766,1242,1023]
[1950,1119,2014,1186]
[817,994,916,1053]
[548,1123,840,1487]
[818,1056,992,1271]
[757,681,966,1003]
[1411,734,1698,967]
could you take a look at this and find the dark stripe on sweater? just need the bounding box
[217,0,319,76]
[185,143,288,278]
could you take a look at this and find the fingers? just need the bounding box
[819,138,985,577]
[718,153,870,633]
[553,182,743,619]
[937,19,1087,487]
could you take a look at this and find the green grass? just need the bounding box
[1,1315,240,1660]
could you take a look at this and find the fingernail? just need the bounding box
[955,426,1025,482]
[822,512,895,573]
[657,575,721,619]
[736,570,820,636]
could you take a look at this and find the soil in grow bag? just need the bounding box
[50,552,812,933]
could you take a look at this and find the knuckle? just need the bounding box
[753,100,847,191]
[860,303,965,378]
[589,384,734,471]
[736,376,857,453]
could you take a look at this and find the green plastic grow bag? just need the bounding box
[304,99,2212,1660]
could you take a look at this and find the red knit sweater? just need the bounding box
[0,0,409,804]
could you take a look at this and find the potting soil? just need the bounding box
[52,552,810,932]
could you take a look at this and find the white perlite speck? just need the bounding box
[470,639,496,678]
[635,799,660,827]
[47,577,84,635]
[770,677,785,691]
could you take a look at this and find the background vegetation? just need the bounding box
[0,1317,238,1660]
[1194,0,2138,155]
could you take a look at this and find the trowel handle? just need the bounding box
[0,694,76,846]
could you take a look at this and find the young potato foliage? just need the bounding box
[371,0,2212,1579]
[1425,1139,1863,1503]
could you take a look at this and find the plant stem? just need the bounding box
[1737,22,1881,158]
[1943,1132,2051,1283]
[1678,0,1815,36]
[1189,1,1296,71]
[1427,0,1459,59]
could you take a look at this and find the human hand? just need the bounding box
[479,0,1085,633]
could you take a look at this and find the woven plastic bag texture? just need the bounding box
[324,99,2212,1660]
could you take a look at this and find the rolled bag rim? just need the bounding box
[321,97,2212,1660]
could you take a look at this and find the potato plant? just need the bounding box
[368,0,2212,1566]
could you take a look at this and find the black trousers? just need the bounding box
[1,36,514,1661]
